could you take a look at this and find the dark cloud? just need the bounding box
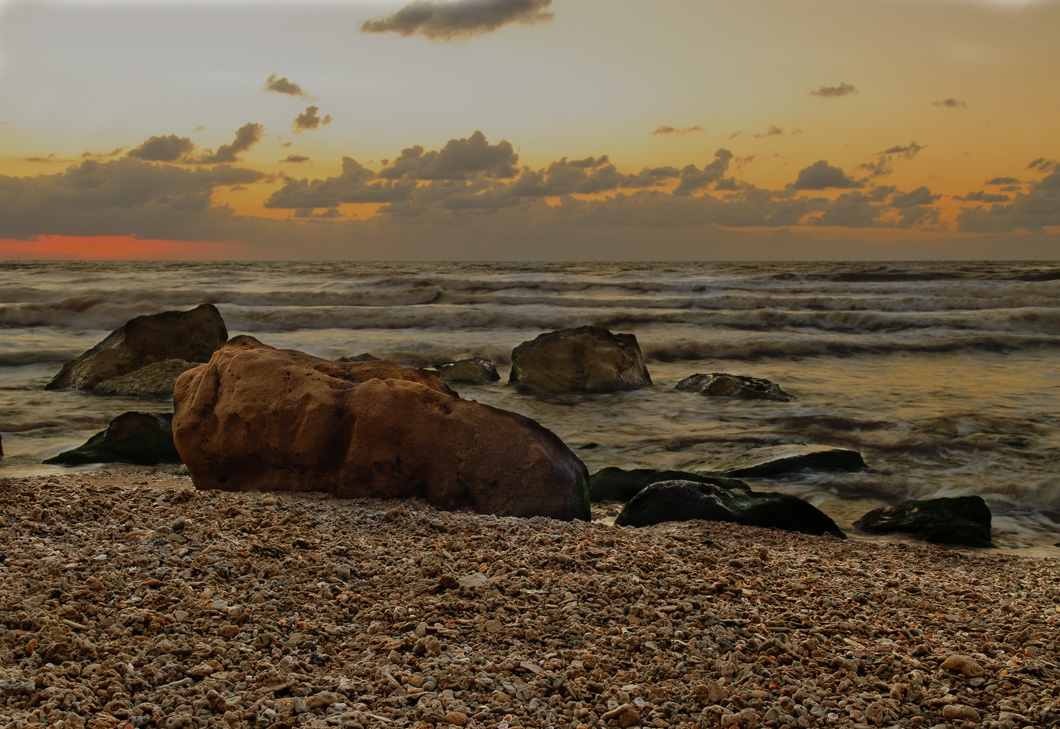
[82,147,125,160]
[378,131,518,180]
[197,123,264,164]
[265,157,416,209]
[986,177,1019,185]
[127,134,195,162]
[22,154,58,163]
[282,155,310,163]
[957,168,1060,232]
[809,82,858,98]
[955,191,1012,203]
[1028,158,1057,171]
[753,125,785,139]
[880,143,924,160]
[890,186,938,208]
[264,74,307,98]
[791,160,861,190]
[509,156,677,197]
[293,106,332,133]
[652,125,704,136]
[857,142,924,178]
[360,0,553,40]
[933,98,967,108]
[673,149,734,197]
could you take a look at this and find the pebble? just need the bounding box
[940,654,986,677]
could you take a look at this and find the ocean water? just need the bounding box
[1,260,1058,551]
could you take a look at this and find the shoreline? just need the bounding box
[2,468,1058,728]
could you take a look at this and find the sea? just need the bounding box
[1,260,1058,553]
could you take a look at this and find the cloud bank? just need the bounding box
[361,0,554,40]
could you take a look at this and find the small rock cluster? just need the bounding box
[2,469,1058,729]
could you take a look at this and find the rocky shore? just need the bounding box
[2,469,1058,729]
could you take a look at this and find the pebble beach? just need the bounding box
[2,468,1058,729]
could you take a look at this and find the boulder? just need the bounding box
[173,337,590,520]
[93,359,200,398]
[509,326,652,394]
[689,444,867,478]
[46,304,227,392]
[615,480,845,537]
[854,496,994,547]
[676,373,792,402]
[589,467,747,503]
[422,357,500,385]
[44,412,180,466]
[336,353,380,362]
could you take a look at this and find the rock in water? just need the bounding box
[93,359,200,398]
[689,444,867,478]
[421,357,500,385]
[676,373,792,402]
[589,467,747,503]
[46,304,228,391]
[854,496,994,547]
[509,325,652,394]
[173,337,590,520]
[615,480,845,537]
[44,412,180,466]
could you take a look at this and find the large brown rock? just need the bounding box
[46,304,228,391]
[509,326,652,394]
[94,359,200,398]
[173,336,590,520]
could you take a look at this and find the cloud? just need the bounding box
[673,149,734,196]
[986,176,1019,185]
[933,98,967,108]
[809,82,858,98]
[753,125,785,139]
[880,142,925,160]
[197,123,264,164]
[282,155,310,163]
[379,131,519,180]
[955,191,1012,202]
[890,186,939,208]
[360,0,554,40]
[957,167,1060,232]
[1028,158,1057,171]
[293,106,332,133]
[127,134,195,162]
[82,147,125,160]
[857,142,925,178]
[265,157,416,209]
[264,74,307,98]
[652,125,704,136]
[509,156,678,197]
[791,160,861,190]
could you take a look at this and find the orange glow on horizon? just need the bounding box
[0,236,249,261]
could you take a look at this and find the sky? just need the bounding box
[1,0,1058,260]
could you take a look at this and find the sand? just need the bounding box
[1,467,1058,728]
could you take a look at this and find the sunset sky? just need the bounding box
[1,0,1058,260]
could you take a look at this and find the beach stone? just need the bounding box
[173,337,590,520]
[690,444,868,478]
[854,496,994,548]
[93,359,199,398]
[614,479,845,537]
[421,357,500,385]
[509,325,652,394]
[589,466,747,503]
[939,654,986,677]
[46,303,227,391]
[676,373,793,402]
[43,412,180,466]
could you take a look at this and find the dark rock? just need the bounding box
[589,467,747,503]
[93,359,199,398]
[692,444,867,478]
[509,325,651,394]
[615,480,845,537]
[422,357,500,385]
[854,496,994,547]
[336,353,380,362]
[173,337,590,520]
[676,373,792,402]
[44,412,180,466]
[46,304,227,391]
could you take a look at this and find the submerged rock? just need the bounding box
[422,357,500,385]
[854,496,994,547]
[173,337,590,520]
[589,467,747,503]
[93,359,199,398]
[676,373,793,402]
[509,326,652,394]
[615,480,845,537]
[690,444,867,478]
[46,304,227,392]
[44,412,180,466]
